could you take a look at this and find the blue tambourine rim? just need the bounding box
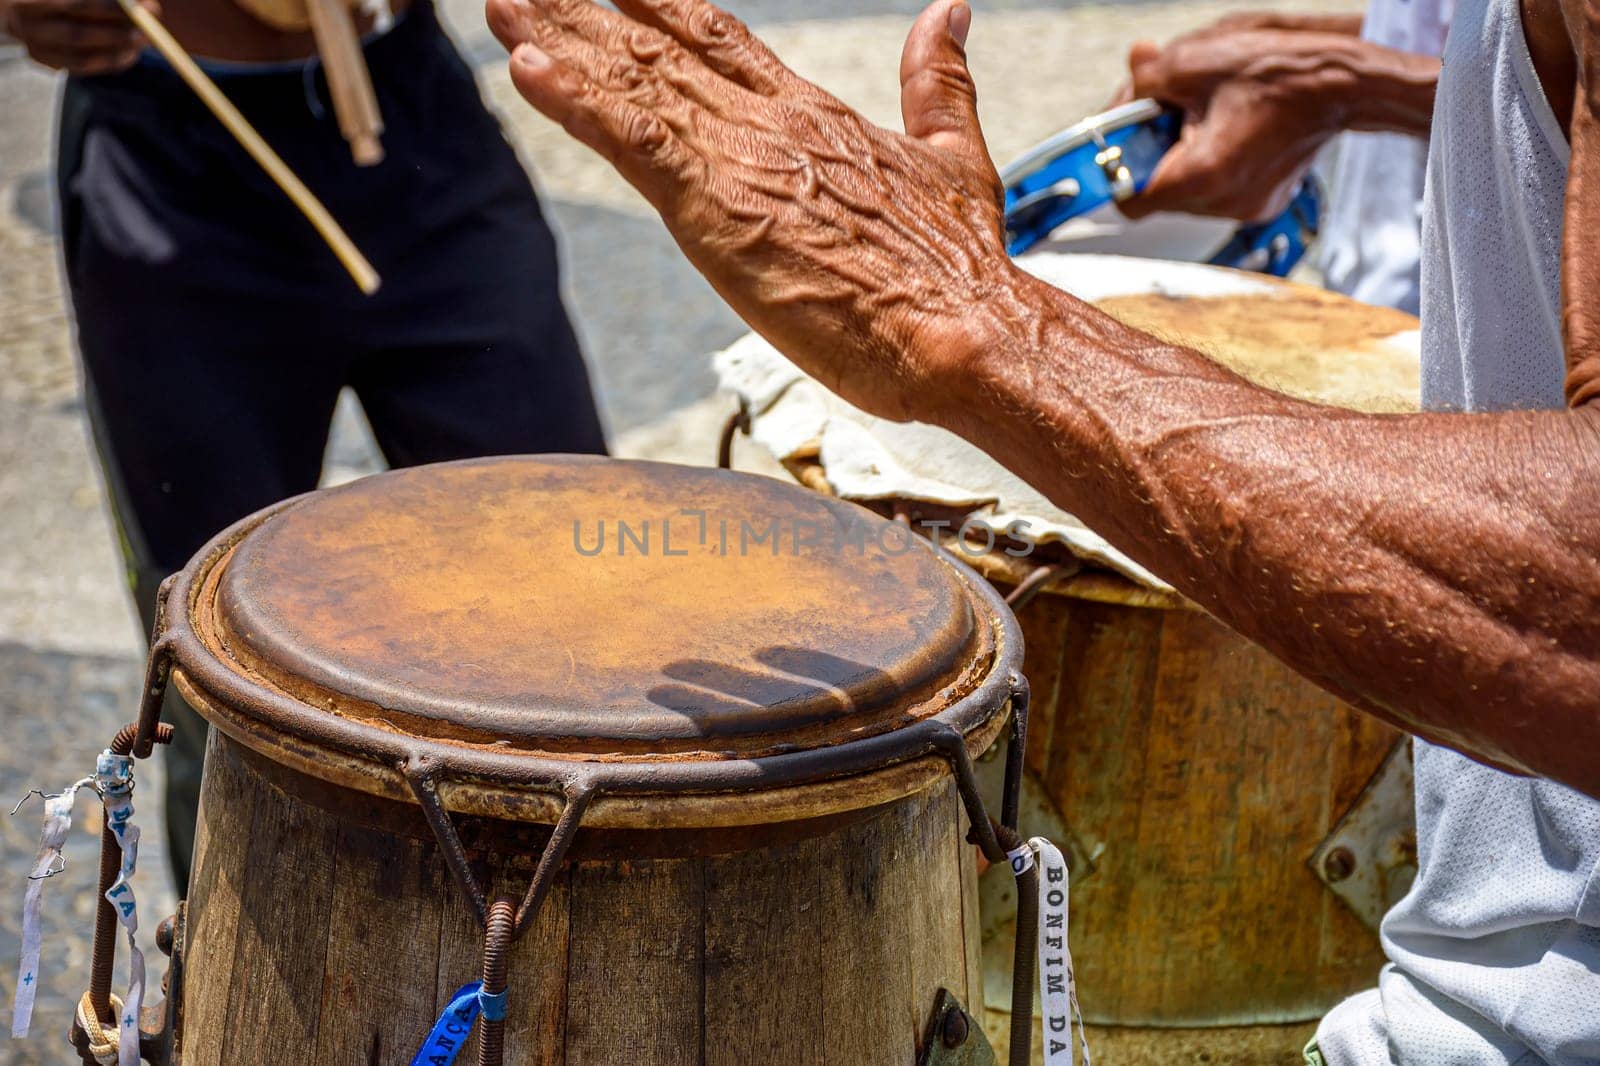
[998,98,1166,186]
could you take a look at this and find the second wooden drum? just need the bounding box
[149,456,1025,1064]
[717,253,1424,1060]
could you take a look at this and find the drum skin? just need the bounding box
[180,727,982,1065]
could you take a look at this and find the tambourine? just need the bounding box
[1001,99,1322,277]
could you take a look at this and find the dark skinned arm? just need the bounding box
[1116,17,1438,220]
[487,0,1600,797]
[1202,12,1366,36]
[1,0,149,74]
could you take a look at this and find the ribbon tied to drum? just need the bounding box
[1008,836,1091,1066]
[410,982,507,1066]
[10,750,147,1066]
[95,751,146,1066]
[11,776,95,1040]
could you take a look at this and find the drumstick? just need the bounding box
[114,0,382,295]
[304,0,385,166]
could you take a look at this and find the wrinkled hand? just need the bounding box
[487,0,1009,422]
[1115,22,1353,221]
[2,0,152,75]
[1103,11,1361,107]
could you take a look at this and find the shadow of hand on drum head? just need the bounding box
[646,646,899,745]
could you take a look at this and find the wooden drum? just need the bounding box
[716,254,1424,1062]
[144,456,1025,1064]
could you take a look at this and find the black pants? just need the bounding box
[57,2,606,893]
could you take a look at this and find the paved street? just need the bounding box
[0,0,1355,1060]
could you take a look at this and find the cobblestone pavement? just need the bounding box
[0,0,1356,1060]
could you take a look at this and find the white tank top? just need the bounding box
[1317,0,1455,315]
[1315,0,1600,1061]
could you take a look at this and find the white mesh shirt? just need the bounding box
[1317,0,1454,315]
[1417,0,1568,410]
[1314,0,1600,1061]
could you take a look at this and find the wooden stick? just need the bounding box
[116,0,382,295]
[305,0,385,166]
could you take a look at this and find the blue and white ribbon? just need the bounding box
[1006,837,1090,1065]
[410,981,507,1066]
[1029,837,1089,1066]
[11,777,94,1039]
[95,751,143,1066]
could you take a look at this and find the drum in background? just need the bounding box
[147,456,1022,1064]
[714,254,1422,1062]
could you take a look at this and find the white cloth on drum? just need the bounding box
[1317,0,1455,315]
[714,333,1168,586]
[1314,0,1600,1061]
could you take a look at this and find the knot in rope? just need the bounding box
[75,991,124,1066]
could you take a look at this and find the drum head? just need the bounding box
[1026,254,1420,413]
[196,456,1002,760]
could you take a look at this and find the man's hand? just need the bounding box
[1114,19,1437,221]
[486,0,1004,424]
[2,0,151,75]
[1118,26,1353,220]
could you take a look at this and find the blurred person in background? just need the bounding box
[0,0,607,892]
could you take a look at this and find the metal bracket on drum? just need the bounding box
[70,720,178,1065]
[144,905,186,1066]
[716,398,752,470]
[1002,561,1081,613]
[1309,740,1418,932]
[918,988,998,1066]
[930,671,1029,839]
[68,906,185,1066]
[928,673,1037,1066]
[403,759,597,1066]
[68,573,186,1062]
[132,575,182,761]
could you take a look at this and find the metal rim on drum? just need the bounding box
[998,99,1165,187]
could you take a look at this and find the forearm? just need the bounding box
[1330,37,1439,135]
[1216,12,1365,35]
[1230,32,1439,137]
[939,268,1600,795]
